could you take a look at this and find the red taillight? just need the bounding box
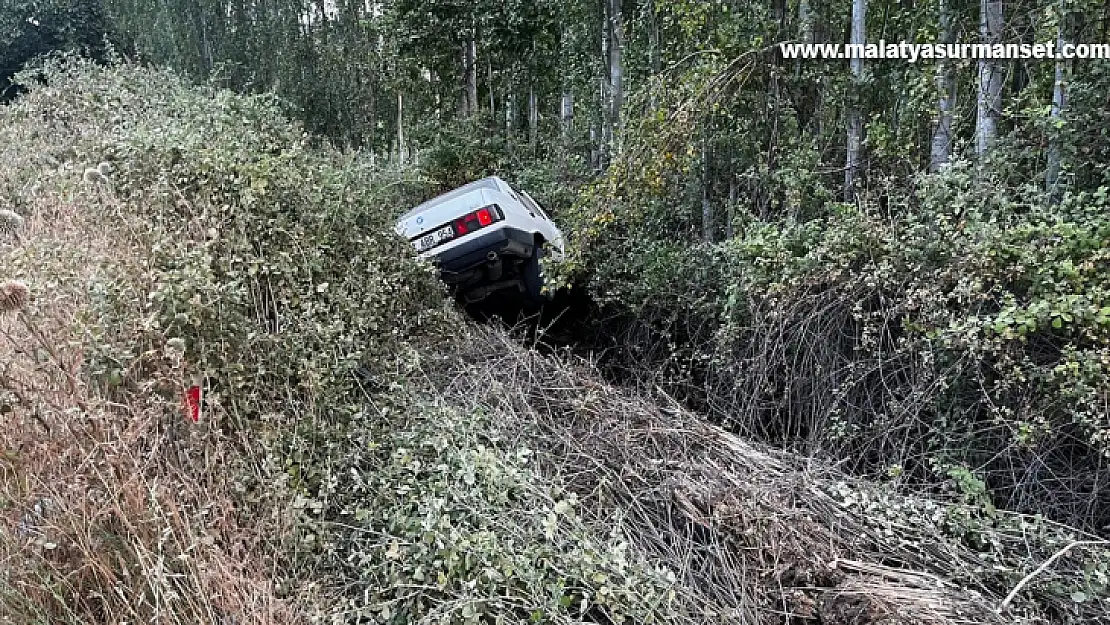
[452,204,500,236]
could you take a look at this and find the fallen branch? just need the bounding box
[997,539,1110,613]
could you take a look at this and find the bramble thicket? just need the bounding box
[2,0,1110,622]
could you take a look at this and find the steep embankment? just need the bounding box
[1,59,1107,624]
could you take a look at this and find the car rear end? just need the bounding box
[395,185,532,282]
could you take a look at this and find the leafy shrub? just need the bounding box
[2,57,686,623]
[560,147,1110,533]
[291,390,681,624]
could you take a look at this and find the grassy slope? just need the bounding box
[0,59,1107,624]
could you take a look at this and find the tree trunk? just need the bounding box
[199,4,213,75]
[561,90,574,137]
[930,0,956,171]
[647,0,661,74]
[316,0,329,44]
[1046,4,1071,194]
[799,0,813,43]
[397,91,405,163]
[609,0,624,151]
[488,58,495,116]
[845,0,867,198]
[188,0,213,76]
[976,0,1004,157]
[646,0,661,107]
[465,37,478,117]
[727,173,737,239]
[560,88,574,176]
[702,137,713,243]
[589,123,599,170]
[529,83,539,144]
[599,0,611,163]
[559,20,575,141]
[798,0,824,136]
[459,41,470,118]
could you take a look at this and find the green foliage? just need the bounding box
[294,394,680,623]
[562,147,1110,531]
[417,116,517,190]
[38,62,450,420]
[0,0,107,98]
[6,57,684,623]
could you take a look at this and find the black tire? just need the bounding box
[521,241,550,304]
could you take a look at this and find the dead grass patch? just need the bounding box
[0,192,305,624]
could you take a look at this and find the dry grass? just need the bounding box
[0,192,305,624]
[439,326,1110,625]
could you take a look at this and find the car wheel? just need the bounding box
[521,241,550,304]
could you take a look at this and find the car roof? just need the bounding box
[400,176,507,220]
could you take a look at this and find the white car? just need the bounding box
[395,176,565,303]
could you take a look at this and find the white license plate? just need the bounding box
[414,225,454,252]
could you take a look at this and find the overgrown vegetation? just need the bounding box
[553,56,1110,535]
[25,0,1107,542]
[3,58,1108,624]
[5,0,1110,614]
[0,59,684,624]
[1,0,108,100]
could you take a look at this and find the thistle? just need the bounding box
[165,337,187,362]
[0,209,23,236]
[83,168,107,184]
[0,280,29,313]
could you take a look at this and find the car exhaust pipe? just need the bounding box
[485,252,503,281]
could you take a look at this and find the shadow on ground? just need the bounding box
[460,286,612,362]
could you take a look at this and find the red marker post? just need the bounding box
[183,375,203,422]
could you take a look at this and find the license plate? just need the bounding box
[414,225,454,252]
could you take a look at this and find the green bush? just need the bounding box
[5,57,685,623]
[560,148,1110,532]
[291,391,681,624]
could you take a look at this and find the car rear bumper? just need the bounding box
[432,226,535,276]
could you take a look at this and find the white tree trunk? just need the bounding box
[609,0,624,149]
[529,83,538,144]
[930,0,956,171]
[1046,5,1070,193]
[647,0,660,73]
[559,21,574,141]
[599,0,611,159]
[727,174,737,239]
[487,58,495,115]
[976,0,1004,157]
[465,37,478,117]
[702,138,713,242]
[646,0,661,108]
[799,0,813,43]
[459,42,470,118]
[844,0,866,197]
[561,91,574,135]
[397,92,405,163]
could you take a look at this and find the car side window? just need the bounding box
[511,186,549,221]
[522,190,551,221]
